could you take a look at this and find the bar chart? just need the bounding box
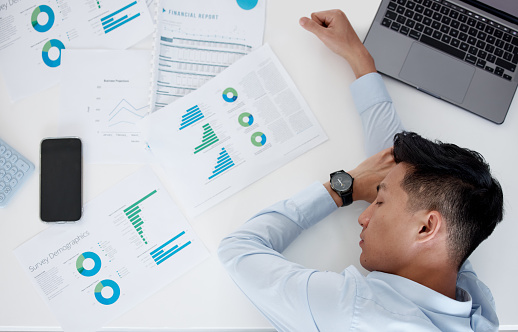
[194,124,219,154]
[209,148,235,180]
[123,190,157,244]
[100,1,141,34]
[149,231,192,266]
[179,105,204,130]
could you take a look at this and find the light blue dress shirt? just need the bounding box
[218,73,499,331]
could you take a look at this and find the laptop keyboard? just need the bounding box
[381,0,518,81]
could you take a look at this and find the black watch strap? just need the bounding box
[341,191,353,207]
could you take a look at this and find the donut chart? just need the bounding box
[31,5,55,33]
[222,87,238,102]
[94,279,121,305]
[42,39,65,68]
[238,112,254,127]
[236,0,258,10]
[251,132,266,147]
[76,251,102,277]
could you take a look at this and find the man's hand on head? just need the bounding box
[299,9,377,79]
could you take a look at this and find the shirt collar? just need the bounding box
[367,271,473,317]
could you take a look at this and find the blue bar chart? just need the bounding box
[123,190,157,244]
[100,1,141,34]
[179,105,204,130]
[209,148,235,180]
[149,231,192,265]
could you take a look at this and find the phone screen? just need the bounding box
[40,138,82,222]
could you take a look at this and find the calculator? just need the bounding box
[0,137,35,208]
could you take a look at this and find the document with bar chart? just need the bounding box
[59,50,152,164]
[150,0,266,111]
[0,0,153,101]
[144,44,328,217]
[14,167,208,332]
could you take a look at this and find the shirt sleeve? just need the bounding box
[217,182,338,332]
[350,72,406,157]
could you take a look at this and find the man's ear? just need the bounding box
[416,210,443,243]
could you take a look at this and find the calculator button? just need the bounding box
[4,186,11,195]
[9,167,17,176]
[9,179,17,188]
[0,182,5,190]
[0,158,5,166]
[4,150,11,158]
[16,160,30,173]
[9,155,17,163]
[0,145,5,154]
[15,172,23,180]
[3,174,12,182]
[0,194,4,203]
[4,162,11,171]
[0,170,5,178]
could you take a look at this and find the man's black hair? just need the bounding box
[392,131,504,270]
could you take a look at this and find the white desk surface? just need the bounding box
[1,0,517,330]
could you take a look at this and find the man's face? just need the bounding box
[357,163,420,274]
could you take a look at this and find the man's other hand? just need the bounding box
[299,9,376,78]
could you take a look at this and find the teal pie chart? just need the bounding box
[42,39,65,68]
[76,252,102,277]
[236,0,258,10]
[238,112,254,127]
[223,87,238,102]
[95,279,121,305]
[31,5,55,32]
[251,132,266,147]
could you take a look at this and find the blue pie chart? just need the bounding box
[236,0,258,10]
[31,5,55,32]
[94,279,121,305]
[42,39,65,68]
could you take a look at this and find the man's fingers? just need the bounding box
[299,16,325,36]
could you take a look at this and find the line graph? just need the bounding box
[108,99,148,127]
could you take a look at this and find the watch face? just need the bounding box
[331,172,353,191]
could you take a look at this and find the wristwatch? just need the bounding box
[330,170,354,207]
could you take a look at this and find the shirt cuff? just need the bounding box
[290,181,339,230]
[350,72,392,115]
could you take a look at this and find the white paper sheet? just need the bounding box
[145,44,328,217]
[0,0,154,102]
[59,50,152,164]
[14,167,208,332]
[150,0,266,111]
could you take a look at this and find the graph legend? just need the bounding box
[123,190,157,244]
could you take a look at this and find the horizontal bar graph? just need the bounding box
[123,190,157,244]
[209,148,235,180]
[194,124,219,154]
[150,231,192,265]
[100,1,141,34]
[180,105,204,130]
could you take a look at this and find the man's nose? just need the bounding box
[358,203,373,228]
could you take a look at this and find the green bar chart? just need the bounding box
[123,190,157,244]
[194,124,219,154]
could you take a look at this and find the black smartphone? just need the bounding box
[40,137,82,223]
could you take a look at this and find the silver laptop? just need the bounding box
[364,0,518,124]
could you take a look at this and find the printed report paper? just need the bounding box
[59,50,152,164]
[145,44,328,217]
[0,0,154,101]
[150,0,266,111]
[14,167,208,332]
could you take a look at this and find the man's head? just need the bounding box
[358,132,503,273]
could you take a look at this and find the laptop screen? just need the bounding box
[460,0,518,25]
